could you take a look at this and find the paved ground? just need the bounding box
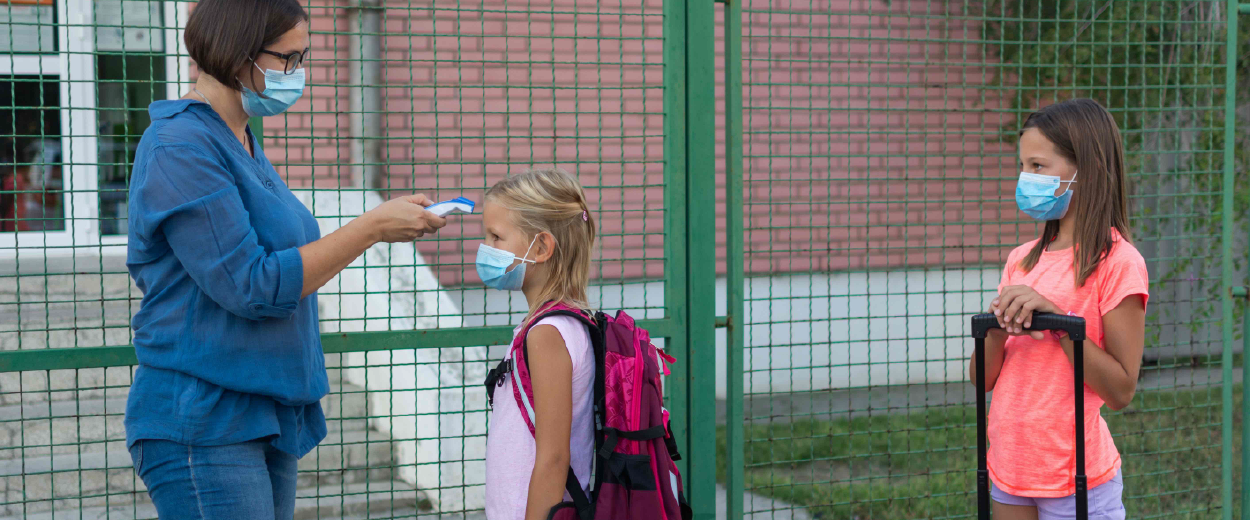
[411,484,811,520]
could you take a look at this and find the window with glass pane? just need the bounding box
[95,0,165,236]
[0,75,63,232]
[0,0,56,54]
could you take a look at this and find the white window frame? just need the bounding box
[0,0,189,261]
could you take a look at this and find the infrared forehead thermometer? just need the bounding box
[426,197,475,217]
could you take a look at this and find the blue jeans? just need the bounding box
[129,439,298,520]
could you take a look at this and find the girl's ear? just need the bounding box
[532,231,557,263]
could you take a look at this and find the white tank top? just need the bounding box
[484,315,595,520]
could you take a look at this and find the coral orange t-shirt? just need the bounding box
[988,230,1149,497]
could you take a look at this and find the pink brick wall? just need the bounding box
[729,0,1021,275]
[253,0,1020,287]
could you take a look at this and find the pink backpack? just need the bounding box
[484,302,692,520]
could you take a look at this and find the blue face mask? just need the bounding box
[1015,171,1077,221]
[476,237,538,292]
[241,62,305,117]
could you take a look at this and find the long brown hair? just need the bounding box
[486,167,597,319]
[1017,98,1131,287]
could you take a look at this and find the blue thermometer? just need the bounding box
[426,197,475,217]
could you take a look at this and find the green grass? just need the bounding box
[717,384,1243,520]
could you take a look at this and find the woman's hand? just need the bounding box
[992,285,1063,337]
[362,194,448,243]
[298,193,447,298]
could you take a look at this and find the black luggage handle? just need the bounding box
[971,311,1086,340]
[971,311,1088,520]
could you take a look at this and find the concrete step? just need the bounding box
[0,500,157,520]
[293,481,426,520]
[0,415,371,457]
[346,508,486,520]
[0,372,374,444]
[298,429,400,486]
[0,372,401,515]
[0,393,374,460]
[0,480,429,520]
[0,299,136,332]
[0,425,397,482]
[0,425,400,515]
[0,441,130,477]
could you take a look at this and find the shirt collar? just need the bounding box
[148,99,209,120]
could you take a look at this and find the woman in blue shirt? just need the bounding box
[124,1,445,518]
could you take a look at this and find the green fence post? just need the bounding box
[1240,288,1250,520]
[250,116,264,147]
[1235,6,1250,519]
[684,0,718,516]
[722,0,745,517]
[664,0,691,485]
[1223,2,1241,519]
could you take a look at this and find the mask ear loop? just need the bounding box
[494,236,542,275]
[516,235,540,265]
[243,56,273,99]
[1058,170,1078,194]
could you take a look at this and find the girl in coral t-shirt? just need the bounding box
[970,98,1149,520]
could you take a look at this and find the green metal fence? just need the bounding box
[721,1,1249,519]
[0,0,1247,519]
[0,0,678,518]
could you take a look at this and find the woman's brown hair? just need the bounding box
[184,0,308,91]
[1018,98,1132,287]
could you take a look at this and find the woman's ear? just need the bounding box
[532,232,557,263]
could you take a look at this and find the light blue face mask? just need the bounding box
[1015,171,1077,221]
[476,236,538,292]
[241,62,305,118]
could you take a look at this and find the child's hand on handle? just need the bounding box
[992,285,1063,338]
[364,194,448,242]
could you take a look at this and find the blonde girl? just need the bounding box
[479,168,597,520]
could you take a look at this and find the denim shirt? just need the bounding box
[125,99,327,457]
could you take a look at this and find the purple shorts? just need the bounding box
[991,470,1125,520]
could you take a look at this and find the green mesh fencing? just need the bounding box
[0,0,670,518]
[722,0,1245,519]
[0,1,1247,519]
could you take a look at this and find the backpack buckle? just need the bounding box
[484,358,513,407]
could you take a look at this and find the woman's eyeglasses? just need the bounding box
[258,47,309,75]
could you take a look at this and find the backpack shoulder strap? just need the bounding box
[508,303,600,437]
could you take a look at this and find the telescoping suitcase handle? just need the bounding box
[970,312,1088,520]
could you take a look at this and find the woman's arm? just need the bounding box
[524,324,575,520]
[1058,295,1145,410]
[298,194,447,298]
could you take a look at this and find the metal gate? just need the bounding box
[0,1,680,518]
[717,0,1249,519]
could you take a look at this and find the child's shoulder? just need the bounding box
[1102,232,1148,270]
[527,314,593,343]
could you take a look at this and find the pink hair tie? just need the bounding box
[581,210,588,222]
